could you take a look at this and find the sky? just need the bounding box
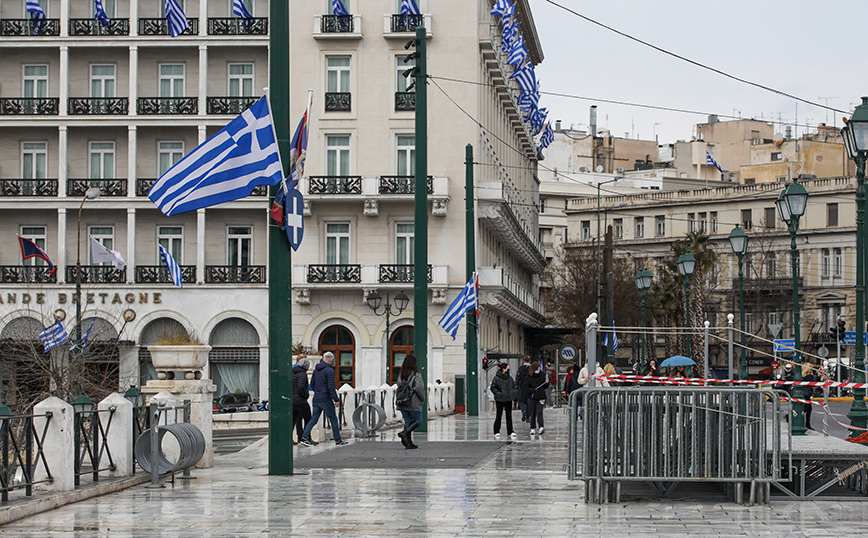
[529,0,868,147]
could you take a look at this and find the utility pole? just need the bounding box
[465,144,478,416]
[413,26,429,431]
[604,227,614,363]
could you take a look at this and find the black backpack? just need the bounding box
[396,378,413,406]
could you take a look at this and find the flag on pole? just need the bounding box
[507,36,528,66]
[510,62,536,93]
[18,236,55,274]
[706,151,726,173]
[26,0,46,19]
[90,237,126,270]
[602,323,619,352]
[400,0,421,15]
[39,321,70,353]
[80,316,95,346]
[233,0,253,19]
[165,0,188,37]
[94,0,110,25]
[438,274,478,340]
[490,0,514,19]
[149,95,284,216]
[272,98,311,251]
[332,0,349,16]
[159,245,183,288]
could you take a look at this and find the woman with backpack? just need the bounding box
[396,354,425,449]
[520,361,549,435]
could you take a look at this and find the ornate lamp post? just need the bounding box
[635,269,653,375]
[776,179,809,436]
[367,290,410,382]
[728,224,749,380]
[75,187,101,344]
[596,176,621,320]
[676,252,696,357]
[841,96,868,435]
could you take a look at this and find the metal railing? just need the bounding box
[378,175,433,194]
[308,176,362,194]
[135,265,196,285]
[390,14,424,32]
[395,91,415,111]
[307,264,361,283]
[73,406,116,486]
[0,266,57,284]
[204,265,266,284]
[0,98,59,115]
[69,18,129,35]
[136,97,198,115]
[0,19,60,36]
[324,92,351,111]
[68,97,129,115]
[0,179,57,196]
[378,264,432,283]
[66,265,126,284]
[138,18,198,36]
[206,96,258,115]
[569,386,790,504]
[207,17,268,35]
[68,178,128,197]
[0,410,53,502]
[320,14,353,33]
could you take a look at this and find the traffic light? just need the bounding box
[838,319,847,341]
[482,357,491,370]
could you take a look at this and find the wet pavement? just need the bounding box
[2,406,868,537]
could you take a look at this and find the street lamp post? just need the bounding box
[728,224,749,380]
[676,252,696,358]
[841,96,868,435]
[75,187,101,345]
[596,177,621,320]
[635,269,653,375]
[776,179,809,436]
[367,290,410,383]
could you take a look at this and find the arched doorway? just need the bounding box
[0,317,48,407]
[208,318,260,398]
[318,325,355,388]
[388,326,414,384]
[138,318,188,384]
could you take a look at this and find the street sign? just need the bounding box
[773,339,796,353]
[768,323,782,339]
[559,344,578,362]
[771,360,780,370]
[842,331,868,346]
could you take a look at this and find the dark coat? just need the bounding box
[310,361,339,403]
[802,372,816,399]
[397,371,425,412]
[515,363,531,401]
[565,372,581,395]
[521,371,548,401]
[490,371,516,402]
[292,365,309,405]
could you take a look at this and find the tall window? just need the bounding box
[764,207,776,229]
[326,56,350,94]
[326,222,350,265]
[688,213,695,233]
[20,226,46,266]
[396,135,415,176]
[227,226,252,266]
[539,199,546,214]
[158,141,184,175]
[89,226,114,266]
[158,226,183,264]
[97,0,116,17]
[698,212,707,233]
[827,203,839,227]
[89,142,115,179]
[635,217,644,238]
[765,252,776,278]
[613,218,623,239]
[395,55,415,92]
[396,223,414,265]
[228,64,253,97]
[710,211,718,233]
[834,248,843,277]
[90,65,116,98]
[741,209,752,230]
[23,65,48,98]
[580,221,590,241]
[159,64,185,98]
[655,215,665,237]
[22,142,47,179]
[326,135,350,176]
[822,248,830,277]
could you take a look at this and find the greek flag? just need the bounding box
[400,0,420,15]
[537,123,554,156]
[438,274,478,340]
[26,0,46,19]
[39,321,70,353]
[502,19,520,53]
[159,245,183,288]
[516,89,539,111]
[148,95,284,216]
[165,0,188,37]
[332,0,349,16]
[507,37,528,66]
[94,0,110,25]
[530,107,548,135]
[490,0,514,19]
[706,151,726,173]
[233,0,252,19]
[603,323,619,352]
[510,62,536,93]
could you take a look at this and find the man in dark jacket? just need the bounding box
[300,352,349,446]
[292,358,314,445]
[515,356,531,422]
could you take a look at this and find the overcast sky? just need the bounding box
[529,0,868,146]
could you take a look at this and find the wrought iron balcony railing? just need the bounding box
[204,265,266,284]
[320,14,353,33]
[307,264,361,284]
[251,185,268,195]
[138,18,198,36]
[378,264,432,284]
[136,178,156,197]
[0,98,59,115]
[66,265,126,284]
[0,179,57,196]
[734,277,804,290]
[135,265,196,285]
[390,14,424,32]
[206,96,258,115]
[69,18,129,36]
[324,92,351,111]
[68,179,127,197]
[0,19,60,36]
[395,91,415,111]
[136,97,198,115]
[68,97,128,115]
[207,17,268,35]
[378,176,433,194]
[307,176,362,195]
[0,266,57,284]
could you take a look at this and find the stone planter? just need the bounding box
[147,345,212,380]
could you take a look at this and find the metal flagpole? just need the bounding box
[413,26,429,431]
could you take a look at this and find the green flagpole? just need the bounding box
[465,144,478,416]
[414,26,429,431]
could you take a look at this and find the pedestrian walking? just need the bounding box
[292,357,315,445]
[490,362,517,439]
[545,361,556,407]
[802,364,816,430]
[520,361,548,435]
[563,365,574,398]
[515,356,531,422]
[396,354,425,449]
[300,352,349,447]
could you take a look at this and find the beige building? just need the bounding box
[740,132,850,184]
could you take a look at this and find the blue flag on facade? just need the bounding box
[537,123,554,157]
[400,0,421,15]
[26,0,46,19]
[233,0,252,19]
[510,62,536,93]
[706,151,726,173]
[94,0,110,25]
[490,0,514,19]
[332,0,350,16]
[148,95,284,216]
[19,236,55,274]
[159,245,183,288]
[507,36,528,66]
[165,0,188,37]
[438,274,478,340]
[39,321,70,353]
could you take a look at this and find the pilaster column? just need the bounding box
[59,46,68,116]
[197,209,206,284]
[127,125,137,197]
[58,126,68,197]
[198,45,207,117]
[129,46,138,116]
[127,208,136,284]
[60,0,69,37]
[198,124,207,145]
[129,0,138,37]
[58,209,67,283]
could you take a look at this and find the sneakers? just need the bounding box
[494,433,501,439]
[509,432,517,439]
[335,440,350,446]
[529,428,536,435]
[538,427,545,434]
[299,438,314,447]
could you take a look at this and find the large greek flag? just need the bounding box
[159,245,183,288]
[233,0,252,19]
[148,95,283,216]
[438,274,478,340]
[165,0,188,37]
[26,0,46,19]
[400,0,421,15]
[39,321,70,353]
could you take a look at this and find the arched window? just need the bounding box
[388,326,414,384]
[209,318,260,398]
[318,325,355,388]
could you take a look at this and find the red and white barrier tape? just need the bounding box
[597,373,868,390]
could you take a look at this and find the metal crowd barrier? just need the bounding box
[568,386,791,505]
[73,405,116,486]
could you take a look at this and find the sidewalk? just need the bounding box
[2,406,868,537]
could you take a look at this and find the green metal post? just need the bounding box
[738,252,746,380]
[639,290,646,374]
[268,0,293,474]
[465,144,478,416]
[789,218,807,436]
[849,153,867,434]
[413,26,429,431]
[684,275,691,358]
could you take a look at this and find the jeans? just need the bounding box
[302,400,342,443]
[518,397,528,419]
[526,398,544,429]
[293,402,311,441]
[493,401,514,434]
[400,409,422,427]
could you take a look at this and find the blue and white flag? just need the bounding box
[39,321,70,353]
[507,36,528,66]
[705,151,726,173]
[530,107,548,135]
[233,0,252,19]
[537,123,554,156]
[148,95,284,216]
[285,187,305,251]
[501,19,520,53]
[400,0,421,15]
[516,89,539,111]
[490,0,514,19]
[94,0,110,25]
[510,62,536,93]
[26,0,46,19]
[603,323,619,352]
[159,245,183,288]
[80,317,95,346]
[165,0,188,37]
[438,274,478,340]
[332,0,350,16]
